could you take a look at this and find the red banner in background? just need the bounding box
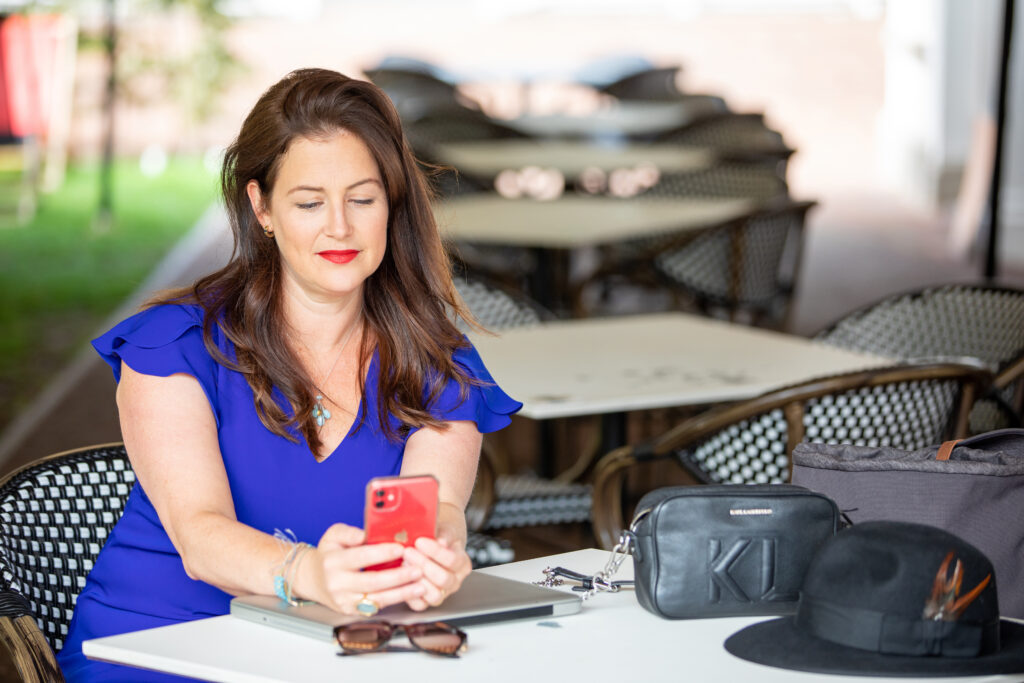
[0,20,9,138]
[0,14,68,138]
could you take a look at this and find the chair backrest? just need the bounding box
[365,66,459,91]
[654,200,815,320]
[598,65,684,100]
[366,56,448,79]
[641,161,787,202]
[0,443,134,652]
[590,362,992,548]
[405,106,528,146]
[815,284,1024,369]
[452,275,552,332]
[816,284,1024,429]
[364,67,476,119]
[671,362,989,484]
[657,112,788,152]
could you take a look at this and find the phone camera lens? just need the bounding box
[375,489,385,497]
[374,500,384,508]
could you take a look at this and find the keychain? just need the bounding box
[534,527,637,600]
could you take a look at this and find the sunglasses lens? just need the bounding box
[406,622,466,655]
[336,623,391,652]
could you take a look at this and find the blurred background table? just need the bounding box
[436,194,751,249]
[437,195,753,313]
[433,139,715,180]
[504,100,711,139]
[469,312,893,421]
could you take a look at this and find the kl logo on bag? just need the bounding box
[708,537,790,603]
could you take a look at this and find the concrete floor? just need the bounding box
[791,191,1023,336]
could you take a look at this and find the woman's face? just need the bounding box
[247,130,389,304]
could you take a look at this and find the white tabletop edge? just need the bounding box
[84,625,277,683]
[80,549,1022,683]
[469,313,896,419]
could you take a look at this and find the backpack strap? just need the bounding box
[936,439,962,461]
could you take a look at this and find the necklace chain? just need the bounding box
[296,310,361,428]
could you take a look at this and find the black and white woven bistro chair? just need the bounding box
[572,160,796,323]
[0,443,135,681]
[405,105,528,148]
[656,113,792,156]
[574,199,815,328]
[597,65,684,100]
[815,284,1024,432]
[452,276,594,535]
[640,161,787,202]
[590,362,992,549]
[452,274,553,333]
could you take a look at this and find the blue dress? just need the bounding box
[57,304,521,681]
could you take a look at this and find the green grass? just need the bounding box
[0,157,219,430]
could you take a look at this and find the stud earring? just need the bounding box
[263,224,274,238]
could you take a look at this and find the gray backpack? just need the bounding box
[792,428,1024,618]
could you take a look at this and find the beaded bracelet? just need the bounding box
[272,529,314,606]
[273,542,303,603]
[284,543,314,607]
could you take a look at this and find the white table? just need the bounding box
[434,139,714,179]
[435,195,752,249]
[82,549,1017,683]
[469,313,893,420]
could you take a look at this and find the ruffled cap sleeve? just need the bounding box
[426,340,522,433]
[91,304,221,425]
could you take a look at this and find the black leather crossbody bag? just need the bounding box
[622,484,839,618]
[541,485,840,618]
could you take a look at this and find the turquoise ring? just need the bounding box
[356,594,380,617]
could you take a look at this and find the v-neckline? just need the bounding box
[311,348,376,464]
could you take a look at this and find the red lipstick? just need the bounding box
[318,250,359,264]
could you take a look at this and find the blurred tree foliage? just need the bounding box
[123,0,244,124]
[72,0,245,126]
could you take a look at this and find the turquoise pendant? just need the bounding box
[312,394,331,427]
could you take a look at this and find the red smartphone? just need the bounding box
[363,474,438,571]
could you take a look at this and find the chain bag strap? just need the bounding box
[534,509,647,600]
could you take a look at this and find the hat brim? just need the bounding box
[725,617,1024,677]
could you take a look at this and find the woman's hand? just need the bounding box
[301,523,427,615]
[401,502,473,611]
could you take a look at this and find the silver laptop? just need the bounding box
[230,570,582,641]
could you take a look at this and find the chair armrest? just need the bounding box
[0,591,63,683]
[0,593,32,619]
[591,444,689,550]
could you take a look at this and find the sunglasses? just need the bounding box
[334,621,468,658]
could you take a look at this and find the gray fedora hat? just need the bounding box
[725,521,1024,677]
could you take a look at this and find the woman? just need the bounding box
[57,68,521,681]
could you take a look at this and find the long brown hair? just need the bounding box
[155,68,475,451]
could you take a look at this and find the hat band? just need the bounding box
[796,595,1001,658]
